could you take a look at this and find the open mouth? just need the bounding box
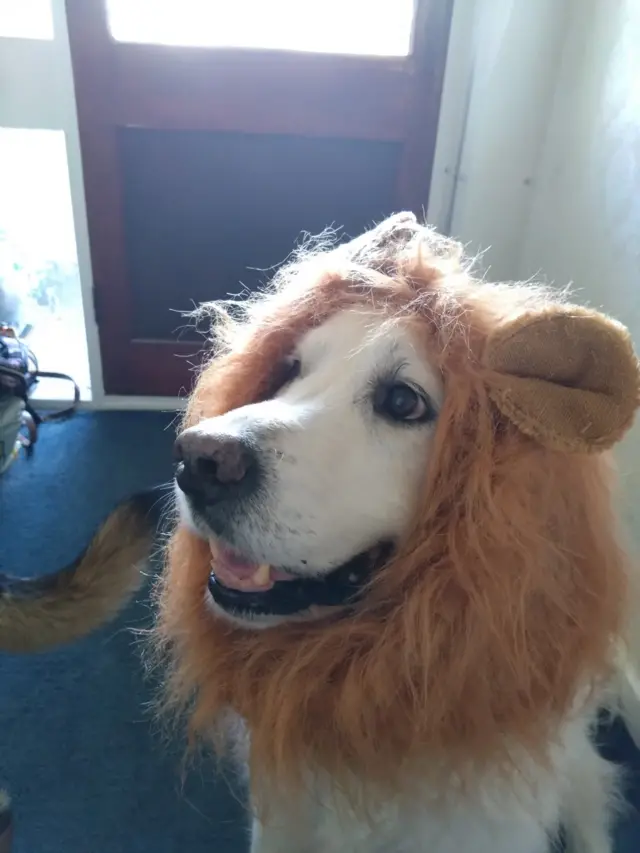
[208,540,392,617]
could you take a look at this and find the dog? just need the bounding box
[4,213,640,852]
[153,213,640,852]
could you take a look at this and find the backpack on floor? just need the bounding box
[0,325,80,473]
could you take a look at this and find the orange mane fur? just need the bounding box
[153,225,629,805]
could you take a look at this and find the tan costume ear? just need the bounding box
[483,306,640,452]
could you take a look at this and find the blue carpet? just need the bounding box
[0,412,246,853]
[0,411,639,852]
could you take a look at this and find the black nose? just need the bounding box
[174,429,257,504]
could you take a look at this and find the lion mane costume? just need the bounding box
[152,213,640,811]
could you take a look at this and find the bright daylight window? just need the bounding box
[106,0,416,56]
[0,2,91,398]
[0,0,54,39]
[0,129,90,397]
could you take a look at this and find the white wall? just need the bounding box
[444,0,640,535]
[446,0,570,280]
[519,0,640,533]
[519,0,640,317]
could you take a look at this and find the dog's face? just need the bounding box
[175,309,443,626]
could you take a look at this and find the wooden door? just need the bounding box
[66,0,454,396]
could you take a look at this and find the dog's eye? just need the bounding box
[375,382,435,423]
[262,357,302,400]
[283,357,301,384]
[272,357,301,394]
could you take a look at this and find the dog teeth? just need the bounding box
[251,564,271,586]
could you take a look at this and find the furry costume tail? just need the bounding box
[0,490,162,653]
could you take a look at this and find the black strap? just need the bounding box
[24,371,80,427]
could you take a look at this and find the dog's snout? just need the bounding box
[174,429,257,503]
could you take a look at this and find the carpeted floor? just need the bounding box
[0,412,246,853]
[0,411,639,852]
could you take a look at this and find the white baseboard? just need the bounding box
[29,373,184,412]
[33,395,184,413]
[94,395,185,412]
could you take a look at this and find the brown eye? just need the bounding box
[374,381,436,424]
[282,357,301,384]
[264,357,301,400]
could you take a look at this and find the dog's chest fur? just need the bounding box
[248,708,617,853]
[296,792,557,853]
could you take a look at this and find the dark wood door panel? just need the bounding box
[120,128,401,341]
[111,48,411,140]
[124,342,203,398]
[66,0,454,396]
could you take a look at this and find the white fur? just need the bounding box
[246,708,619,853]
[178,309,621,853]
[179,309,442,586]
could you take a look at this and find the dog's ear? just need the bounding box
[483,305,640,452]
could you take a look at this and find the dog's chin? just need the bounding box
[207,540,393,630]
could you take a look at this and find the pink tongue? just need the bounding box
[210,543,296,592]
[218,550,262,579]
